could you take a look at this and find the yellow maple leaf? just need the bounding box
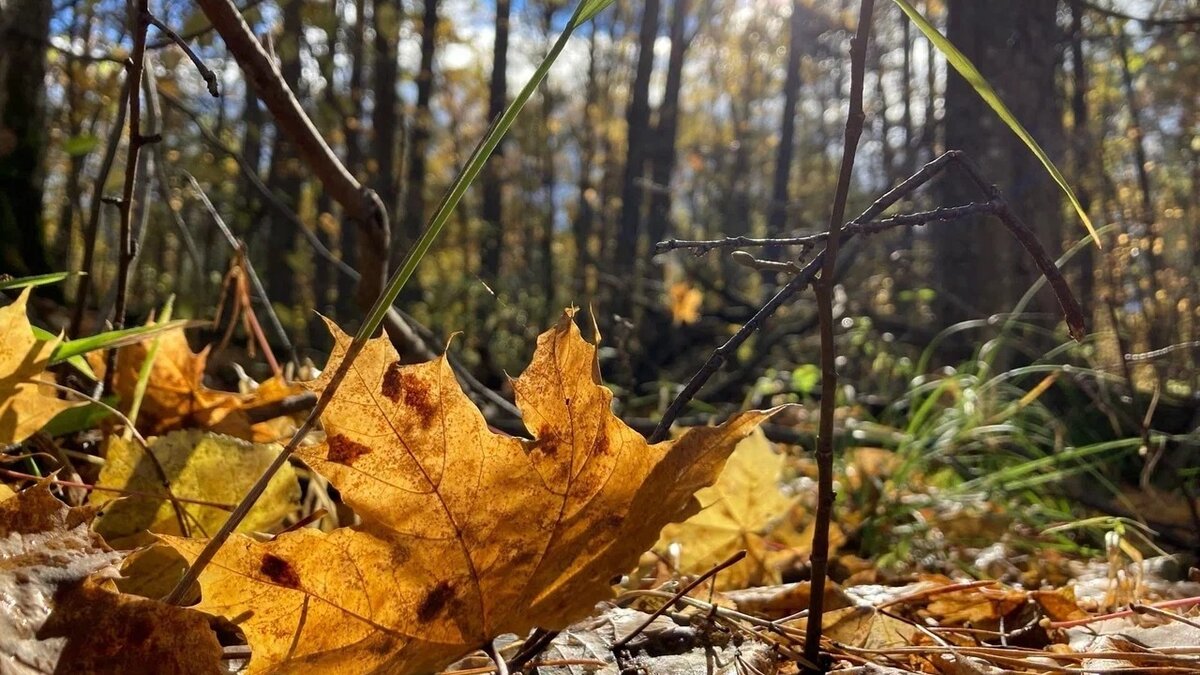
[91,430,300,543]
[91,328,252,436]
[167,309,774,674]
[0,288,83,445]
[658,429,797,590]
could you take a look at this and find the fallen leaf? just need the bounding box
[790,604,919,650]
[91,429,300,543]
[167,310,775,674]
[0,289,84,445]
[0,484,221,674]
[667,281,703,325]
[658,429,797,589]
[91,328,252,436]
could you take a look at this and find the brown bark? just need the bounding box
[479,0,511,279]
[398,0,440,259]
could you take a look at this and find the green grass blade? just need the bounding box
[891,0,1099,246]
[127,296,175,432]
[49,319,200,364]
[357,0,594,339]
[0,272,74,290]
[30,326,97,380]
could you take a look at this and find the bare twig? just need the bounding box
[106,0,153,394]
[613,549,747,650]
[145,13,219,96]
[805,2,873,671]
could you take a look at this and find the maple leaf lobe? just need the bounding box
[327,433,372,465]
[260,553,302,588]
[417,580,456,622]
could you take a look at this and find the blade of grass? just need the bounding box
[48,319,200,364]
[127,296,175,433]
[0,272,74,290]
[30,326,98,380]
[891,0,1099,245]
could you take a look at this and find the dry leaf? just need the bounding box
[0,484,221,674]
[667,282,703,325]
[0,289,84,445]
[658,429,797,589]
[91,328,252,436]
[91,429,300,543]
[167,309,775,674]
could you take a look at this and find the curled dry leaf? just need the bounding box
[0,289,85,445]
[167,309,777,674]
[0,484,221,674]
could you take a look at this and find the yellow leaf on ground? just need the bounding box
[0,484,221,674]
[788,604,918,650]
[167,309,775,674]
[0,289,84,445]
[658,429,797,589]
[90,328,252,436]
[91,429,300,542]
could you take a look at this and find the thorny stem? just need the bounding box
[805,1,873,671]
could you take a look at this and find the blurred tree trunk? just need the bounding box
[239,81,265,237]
[572,25,599,303]
[0,0,54,280]
[765,0,805,259]
[372,0,402,221]
[479,0,510,281]
[398,0,439,261]
[934,1,1065,343]
[1067,0,1094,319]
[538,3,559,322]
[645,0,693,250]
[613,0,661,292]
[337,0,369,318]
[263,0,306,306]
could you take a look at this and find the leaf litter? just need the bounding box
[1,303,1198,673]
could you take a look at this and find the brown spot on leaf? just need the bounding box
[592,432,610,457]
[403,381,436,423]
[417,580,454,622]
[260,553,301,588]
[381,361,404,401]
[327,434,372,465]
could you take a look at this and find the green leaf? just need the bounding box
[29,326,97,380]
[40,400,116,437]
[575,0,615,25]
[46,319,201,365]
[0,272,73,290]
[62,134,101,157]
[891,0,1099,246]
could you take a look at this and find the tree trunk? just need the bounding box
[479,0,511,280]
[262,0,306,306]
[765,0,805,259]
[337,0,369,317]
[0,0,54,280]
[613,0,661,292]
[398,0,439,261]
[645,0,692,251]
[935,1,1065,344]
[372,0,402,218]
[1067,0,1094,319]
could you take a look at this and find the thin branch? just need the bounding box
[1079,0,1200,27]
[806,2,873,670]
[105,0,152,394]
[145,12,220,96]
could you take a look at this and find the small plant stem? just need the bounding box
[612,549,746,650]
[165,1,592,605]
[806,2,873,672]
[105,0,152,395]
